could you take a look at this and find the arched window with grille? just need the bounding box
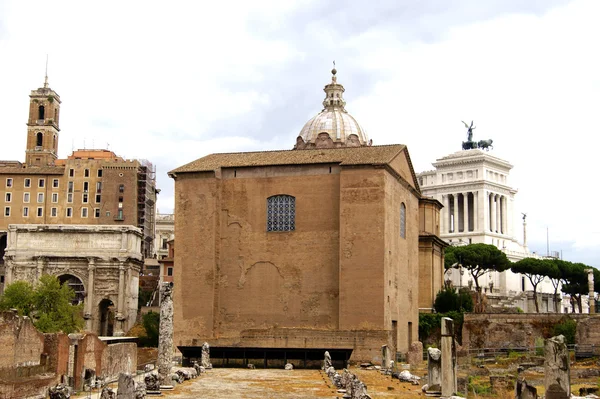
[267,195,295,232]
[400,202,406,239]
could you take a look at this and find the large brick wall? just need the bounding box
[462,313,600,350]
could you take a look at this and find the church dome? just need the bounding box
[294,68,370,150]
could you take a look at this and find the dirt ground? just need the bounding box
[164,367,422,399]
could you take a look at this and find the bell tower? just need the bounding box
[25,73,61,166]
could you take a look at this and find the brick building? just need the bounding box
[169,68,445,363]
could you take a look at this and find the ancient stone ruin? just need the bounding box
[48,384,71,399]
[201,342,212,369]
[426,347,442,394]
[441,317,457,397]
[157,282,174,386]
[544,335,570,399]
[144,371,160,392]
[116,373,145,399]
[407,341,423,367]
[515,378,538,399]
[322,352,371,399]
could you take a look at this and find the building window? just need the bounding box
[38,105,45,120]
[167,267,173,276]
[5,193,11,202]
[82,193,88,203]
[119,184,124,193]
[67,193,73,203]
[4,207,9,216]
[161,238,168,249]
[66,207,73,217]
[23,193,30,203]
[94,208,100,218]
[37,207,43,217]
[97,169,103,178]
[96,182,102,193]
[36,132,43,146]
[118,196,123,204]
[117,209,124,220]
[69,169,74,177]
[38,178,45,188]
[52,193,58,203]
[84,169,90,177]
[68,181,73,193]
[266,195,295,232]
[82,208,88,218]
[95,194,101,203]
[23,207,29,217]
[37,193,44,203]
[24,178,31,188]
[52,179,59,188]
[51,207,57,217]
[400,202,406,239]
[83,182,89,192]
[6,178,13,188]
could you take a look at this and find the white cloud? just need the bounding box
[0,0,597,267]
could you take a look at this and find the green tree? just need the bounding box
[434,287,473,313]
[0,275,83,333]
[445,244,510,291]
[141,311,160,347]
[561,262,588,313]
[33,275,84,333]
[0,280,35,316]
[511,258,553,313]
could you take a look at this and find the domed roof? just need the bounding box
[294,68,370,150]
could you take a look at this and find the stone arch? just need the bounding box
[98,298,115,336]
[57,274,86,305]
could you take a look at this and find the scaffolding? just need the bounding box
[137,159,156,258]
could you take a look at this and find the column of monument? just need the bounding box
[587,269,595,314]
[115,262,125,336]
[158,282,174,387]
[453,195,458,233]
[473,191,478,231]
[86,258,95,332]
[462,192,468,232]
[502,196,508,235]
[490,193,496,232]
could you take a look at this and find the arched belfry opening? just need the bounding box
[36,132,43,147]
[38,105,45,120]
[58,274,85,305]
[99,299,115,336]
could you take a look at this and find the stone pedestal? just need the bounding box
[427,347,442,394]
[407,341,423,367]
[440,317,457,397]
[515,378,537,399]
[116,373,136,399]
[157,282,174,387]
[544,335,570,399]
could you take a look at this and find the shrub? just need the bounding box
[434,287,473,313]
[552,318,577,345]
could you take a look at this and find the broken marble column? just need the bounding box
[323,351,332,370]
[48,384,71,399]
[427,347,442,393]
[586,269,595,314]
[201,342,212,369]
[157,282,174,386]
[544,335,570,399]
[441,317,457,397]
[515,378,537,399]
[116,373,136,399]
[381,345,391,369]
[99,387,116,399]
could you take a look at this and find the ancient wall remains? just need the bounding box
[462,313,600,351]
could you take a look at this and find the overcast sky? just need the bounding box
[0,0,598,267]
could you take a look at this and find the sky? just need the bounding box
[0,0,598,267]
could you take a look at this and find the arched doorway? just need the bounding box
[58,274,85,305]
[98,298,115,336]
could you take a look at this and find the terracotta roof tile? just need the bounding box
[169,145,406,174]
